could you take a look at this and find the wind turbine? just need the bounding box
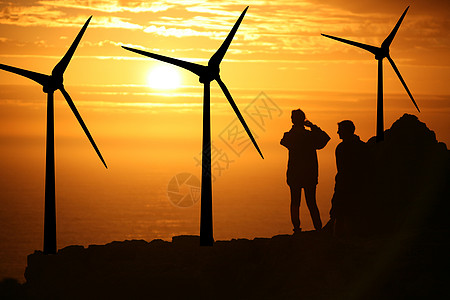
[0,16,107,254]
[122,6,263,246]
[322,6,420,142]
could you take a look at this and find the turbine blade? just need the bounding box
[0,63,49,86]
[60,86,108,168]
[209,6,249,67]
[122,46,205,77]
[321,34,380,56]
[216,77,264,159]
[381,6,409,49]
[387,56,420,112]
[52,16,92,77]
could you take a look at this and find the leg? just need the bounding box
[289,186,302,232]
[305,185,322,230]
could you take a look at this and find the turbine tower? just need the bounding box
[0,16,107,254]
[122,6,263,246]
[322,6,420,142]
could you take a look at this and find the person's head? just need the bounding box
[291,109,306,126]
[337,120,355,140]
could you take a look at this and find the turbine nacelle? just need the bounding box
[43,75,64,93]
[199,65,220,84]
[375,47,390,61]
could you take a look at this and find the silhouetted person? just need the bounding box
[281,109,330,233]
[329,120,367,237]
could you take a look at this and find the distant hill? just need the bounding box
[1,114,449,300]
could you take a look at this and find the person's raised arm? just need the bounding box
[306,121,330,149]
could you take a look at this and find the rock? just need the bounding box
[361,114,450,235]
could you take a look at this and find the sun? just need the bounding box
[147,65,182,90]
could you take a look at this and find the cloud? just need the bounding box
[38,0,172,13]
[143,25,226,39]
[305,0,450,16]
[0,2,143,29]
[91,16,143,29]
[0,0,448,67]
[0,4,64,26]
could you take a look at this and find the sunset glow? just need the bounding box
[147,65,182,90]
[0,0,449,282]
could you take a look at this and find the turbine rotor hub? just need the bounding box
[43,76,63,93]
[199,66,220,84]
[375,47,390,60]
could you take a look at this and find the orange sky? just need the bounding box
[0,0,450,280]
[0,1,448,143]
